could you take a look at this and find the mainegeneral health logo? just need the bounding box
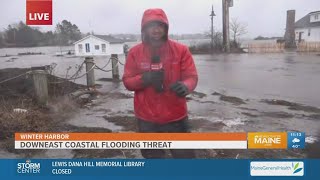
[292,162,303,174]
[17,159,41,174]
[250,161,304,176]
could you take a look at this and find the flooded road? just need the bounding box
[0,46,319,158]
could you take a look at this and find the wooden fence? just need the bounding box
[297,42,320,52]
[247,43,285,53]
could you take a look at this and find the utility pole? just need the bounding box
[284,10,296,49]
[222,0,232,53]
[210,5,216,52]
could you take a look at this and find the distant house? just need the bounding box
[74,34,125,56]
[295,11,320,42]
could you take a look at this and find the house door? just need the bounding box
[298,32,303,43]
[78,44,83,53]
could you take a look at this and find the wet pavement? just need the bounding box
[0,46,319,158]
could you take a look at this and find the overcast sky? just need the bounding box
[0,0,319,38]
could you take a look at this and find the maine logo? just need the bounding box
[292,162,303,174]
[248,132,287,149]
[17,159,41,174]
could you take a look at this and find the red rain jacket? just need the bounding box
[122,9,198,124]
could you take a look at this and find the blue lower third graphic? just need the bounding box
[287,132,305,149]
[0,159,318,180]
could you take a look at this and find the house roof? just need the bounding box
[309,11,320,15]
[295,11,320,29]
[73,34,125,44]
[94,35,125,44]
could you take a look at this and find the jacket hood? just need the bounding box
[141,8,169,42]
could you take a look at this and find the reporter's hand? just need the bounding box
[170,81,189,97]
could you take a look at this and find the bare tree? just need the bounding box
[230,18,248,47]
[203,30,223,50]
[0,32,4,48]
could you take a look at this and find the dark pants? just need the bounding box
[137,117,195,159]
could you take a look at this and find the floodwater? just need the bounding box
[1,46,319,106]
[0,46,319,158]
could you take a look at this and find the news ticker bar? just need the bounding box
[2,159,320,179]
[14,132,305,150]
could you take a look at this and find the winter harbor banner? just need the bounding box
[14,132,305,150]
[0,159,319,179]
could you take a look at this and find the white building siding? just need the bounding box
[295,27,320,42]
[74,35,124,56]
[310,13,320,23]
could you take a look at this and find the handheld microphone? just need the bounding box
[151,55,164,92]
[151,55,162,70]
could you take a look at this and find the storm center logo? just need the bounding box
[17,160,41,174]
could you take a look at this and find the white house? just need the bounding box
[295,11,320,42]
[74,34,125,56]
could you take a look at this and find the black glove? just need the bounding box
[142,71,164,87]
[170,81,189,97]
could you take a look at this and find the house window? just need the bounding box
[101,44,106,53]
[95,45,99,50]
[315,14,319,20]
[308,29,311,36]
[78,44,83,53]
[85,43,90,52]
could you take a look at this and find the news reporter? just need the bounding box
[122,8,198,158]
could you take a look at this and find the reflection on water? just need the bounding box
[194,53,320,107]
